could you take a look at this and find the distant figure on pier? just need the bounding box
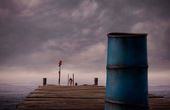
[69,78,73,86]
[75,82,78,86]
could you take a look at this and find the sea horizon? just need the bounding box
[0,79,170,110]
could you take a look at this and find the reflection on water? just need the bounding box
[105,102,148,110]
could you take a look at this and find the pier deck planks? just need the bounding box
[17,85,170,110]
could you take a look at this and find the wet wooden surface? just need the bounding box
[17,85,170,110]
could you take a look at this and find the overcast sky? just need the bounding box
[0,0,170,78]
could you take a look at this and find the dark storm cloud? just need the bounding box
[0,0,169,73]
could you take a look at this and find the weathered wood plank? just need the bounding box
[17,85,170,110]
[17,85,105,110]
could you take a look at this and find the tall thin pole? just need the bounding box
[58,66,61,85]
[58,60,62,85]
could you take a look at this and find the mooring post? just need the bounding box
[105,33,148,109]
[43,78,47,86]
[94,77,98,86]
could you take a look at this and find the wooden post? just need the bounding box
[94,77,98,86]
[43,78,47,86]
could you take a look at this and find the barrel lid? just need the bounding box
[107,32,147,37]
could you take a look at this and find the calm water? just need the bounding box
[0,83,36,110]
[0,83,170,110]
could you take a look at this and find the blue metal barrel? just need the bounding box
[106,33,148,108]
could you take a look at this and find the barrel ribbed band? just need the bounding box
[107,64,148,69]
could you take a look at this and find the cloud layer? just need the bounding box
[0,0,170,74]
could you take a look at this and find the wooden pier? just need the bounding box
[17,85,170,110]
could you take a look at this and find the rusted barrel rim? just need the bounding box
[107,32,147,37]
